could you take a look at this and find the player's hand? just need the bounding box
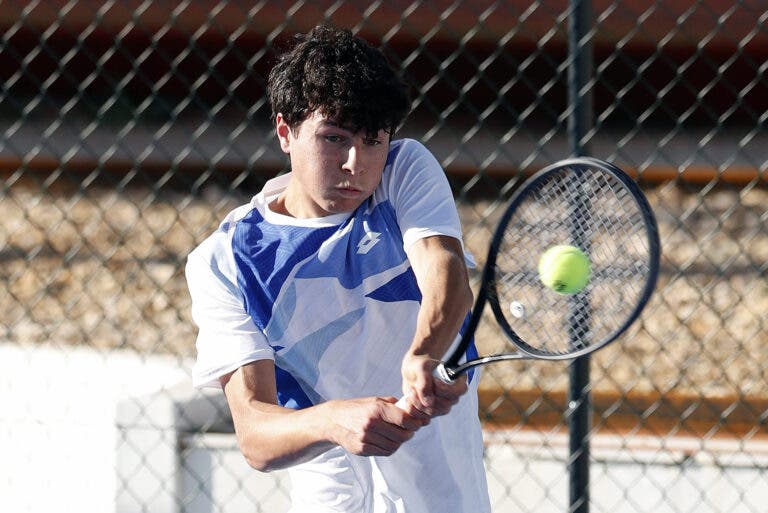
[401,353,468,418]
[324,397,429,457]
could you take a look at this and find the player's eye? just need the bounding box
[323,134,344,143]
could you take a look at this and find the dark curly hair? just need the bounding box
[267,25,410,137]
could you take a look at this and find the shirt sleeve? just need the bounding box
[186,233,274,389]
[386,139,475,266]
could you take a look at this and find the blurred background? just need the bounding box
[0,1,766,512]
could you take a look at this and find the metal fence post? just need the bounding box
[567,0,594,512]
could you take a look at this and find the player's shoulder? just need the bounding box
[387,137,433,161]
[380,138,445,199]
[385,138,440,180]
[187,199,257,265]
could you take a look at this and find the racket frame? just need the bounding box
[438,157,661,381]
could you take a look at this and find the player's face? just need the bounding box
[276,111,390,218]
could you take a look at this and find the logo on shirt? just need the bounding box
[356,231,381,254]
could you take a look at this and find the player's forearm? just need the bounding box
[407,238,473,359]
[233,400,337,472]
[223,364,338,472]
[234,397,423,471]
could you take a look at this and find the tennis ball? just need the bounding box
[538,245,591,294]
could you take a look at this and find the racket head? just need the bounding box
[482,157,660,360]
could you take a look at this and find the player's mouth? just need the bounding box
[336,186,363,197]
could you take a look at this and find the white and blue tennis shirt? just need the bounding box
[186,138,491,513]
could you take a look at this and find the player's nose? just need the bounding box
[341,145,364,175]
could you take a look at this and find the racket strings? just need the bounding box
[491,166,654,357]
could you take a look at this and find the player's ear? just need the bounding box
[275,113,291,153]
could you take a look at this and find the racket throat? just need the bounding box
[442,353,527,379]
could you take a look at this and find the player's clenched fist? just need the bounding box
[400,353,468,418]
[321,397,429,457]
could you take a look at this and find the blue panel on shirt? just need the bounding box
[458,314,479,383]
[366,269,421,303]
[293,200,409,291]
[232,208,339,330]
[274,365,314,409]
[230,181,425,409]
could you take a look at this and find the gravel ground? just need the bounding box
[2,180,766,400]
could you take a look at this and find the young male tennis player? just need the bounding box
[186,25,491,513]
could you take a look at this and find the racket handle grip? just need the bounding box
[395,333,461,410]
[433,362,454,383]
[394,363,455,410]
[395,396,409,409]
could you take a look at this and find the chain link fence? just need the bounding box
[1,1,767,512]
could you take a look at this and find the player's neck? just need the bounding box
[268,194,292,217]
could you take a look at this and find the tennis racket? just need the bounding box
[427,157,660,383]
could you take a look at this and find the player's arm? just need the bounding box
[401,234,473,417]
[220,359,429,472]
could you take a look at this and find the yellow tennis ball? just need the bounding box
[538,245,591,294]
